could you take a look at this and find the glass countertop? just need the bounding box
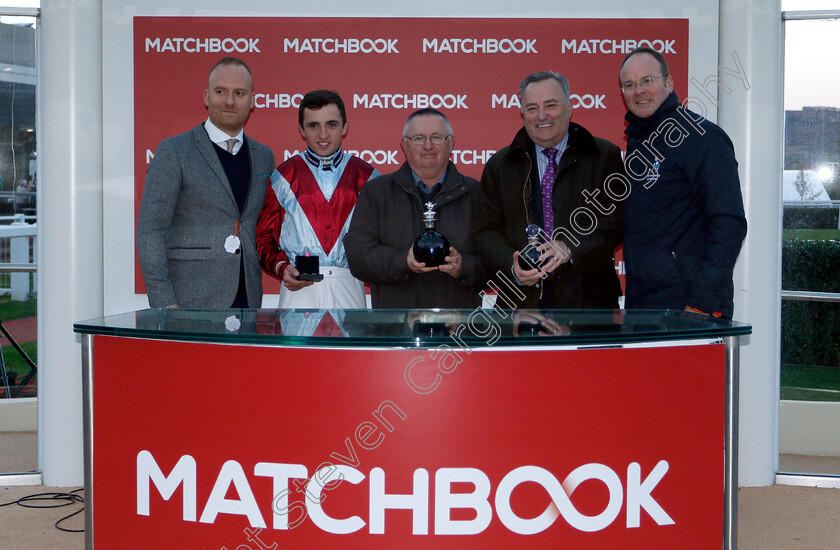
[74,308,751,348]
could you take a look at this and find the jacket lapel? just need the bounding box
[192,125,238,207]
[242,137,265,215]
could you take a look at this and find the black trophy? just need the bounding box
[413,202,450,267]
[518,224,548,270]
[412,320,451,338]
[516,319,544,337]
[295,254,324,282]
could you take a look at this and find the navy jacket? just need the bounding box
[623,92,747,318]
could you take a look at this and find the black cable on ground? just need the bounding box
[0,487,85,533]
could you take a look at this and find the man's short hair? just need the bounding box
[298,90,347,127]
[402,108,453,137]
[208,57,253,84]
[518,71,571,107]
[619,47,670,77]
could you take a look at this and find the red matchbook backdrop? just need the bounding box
[133,17,689,294]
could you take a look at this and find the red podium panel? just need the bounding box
[92,336,724,549]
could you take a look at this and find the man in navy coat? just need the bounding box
[619,47,747,319]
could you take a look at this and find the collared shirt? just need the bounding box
[204,119,245,155]
[303,146,346,172]
[411,169,446,204]
[534,133,569,182]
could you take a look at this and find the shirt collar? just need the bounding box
[204,119,245,150]
[410,168,447,189]
[534,132,569,159]
[304,147,345,171]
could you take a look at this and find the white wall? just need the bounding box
[39,0,103,485]
[719,0,783,486]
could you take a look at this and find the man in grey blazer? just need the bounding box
[137,57,275,308]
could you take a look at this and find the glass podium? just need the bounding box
[75,308,750,550]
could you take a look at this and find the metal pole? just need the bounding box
[81,333,94,550]
[724,336,740,550]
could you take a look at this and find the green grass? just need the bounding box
[0,296,36,321]
[0,340,36,383]
[783,229,840,240]
[781,364,840,402]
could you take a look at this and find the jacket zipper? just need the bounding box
[519,154,543,299]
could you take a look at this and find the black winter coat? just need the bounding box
[473,124,625,309]
[623,91,747,318]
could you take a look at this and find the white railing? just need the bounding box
[0,214,36,224]
[0,215,37,300]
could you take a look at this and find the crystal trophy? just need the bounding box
[518,224,548,270]
[413,202,450,267]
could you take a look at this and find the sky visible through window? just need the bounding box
[782,0,840,110]
[0,1,38,26]
[784,14,840,110]
[783,2,840,187]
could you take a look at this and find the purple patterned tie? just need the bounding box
[541,147,558,237]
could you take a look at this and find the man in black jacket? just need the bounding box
[619,47,747,318]
[344,108,487,308]
[473,71,625,309]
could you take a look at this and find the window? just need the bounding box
[780,5,840,476]
[0,6,37,476]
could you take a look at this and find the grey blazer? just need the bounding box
[136,124,275,308]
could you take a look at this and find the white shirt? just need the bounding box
[204,119,244,155]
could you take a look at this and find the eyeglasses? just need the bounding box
[621,75,667,94]
[403,134,451,146]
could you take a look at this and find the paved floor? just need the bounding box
[0,432,36,473]
[739,484,840,549]
[1,485,84,549]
